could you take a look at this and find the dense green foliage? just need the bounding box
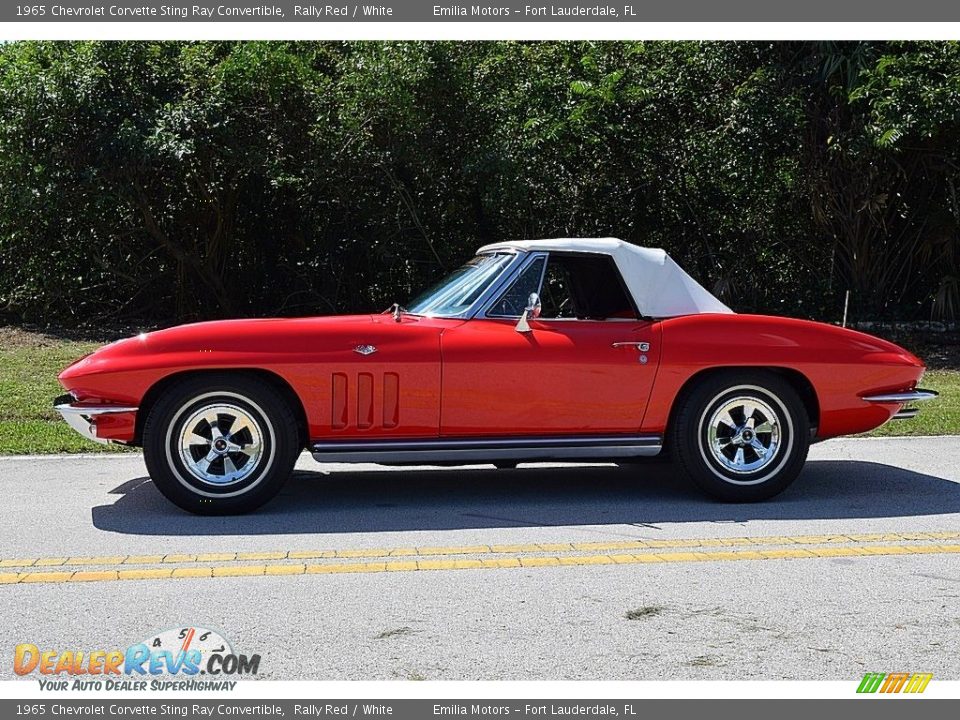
[1,41,959,326]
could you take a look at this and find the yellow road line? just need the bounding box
[0,543,958,586]
[2,530,959,570]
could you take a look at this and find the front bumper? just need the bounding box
[862,388,939,420]
[53,394,139,444]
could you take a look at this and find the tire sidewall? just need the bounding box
[143,376,298,514]
[674,372,810,502]
[163,390,278,500]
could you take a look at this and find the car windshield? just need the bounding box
[407,253,515,317]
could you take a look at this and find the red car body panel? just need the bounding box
[439,319,661,436]
[59,311,924,446]
[60,315,454,443]
[644,314,924,437]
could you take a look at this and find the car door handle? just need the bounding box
[612,341,650,351]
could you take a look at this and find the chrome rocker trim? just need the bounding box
[311,435,662,464]
[54,394,138,445]
[862,388,938,421]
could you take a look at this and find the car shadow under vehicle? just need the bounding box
[90,459,960,536]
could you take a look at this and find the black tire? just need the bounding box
[142,374,301,515]
[671,370,810,502]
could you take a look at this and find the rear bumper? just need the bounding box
[53,394,138,444]
[862,388,938,420]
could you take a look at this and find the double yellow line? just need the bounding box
[1,530,958,585]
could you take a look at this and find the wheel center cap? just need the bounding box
[213,438,228,453]
[741,429,754,443]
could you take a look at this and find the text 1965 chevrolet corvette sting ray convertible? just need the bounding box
[55,238,937,514]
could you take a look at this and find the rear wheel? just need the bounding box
[142,375,301,515]
[671,371,810,502]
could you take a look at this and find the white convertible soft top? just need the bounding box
[478,237,733,318]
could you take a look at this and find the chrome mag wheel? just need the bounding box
[676,372,808,502]
[177,403,264,486]
[705,395,782,477]
[145,376,299,514]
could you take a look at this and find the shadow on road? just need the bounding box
[91,459,960,536]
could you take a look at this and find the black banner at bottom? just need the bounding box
[1,700,957,720]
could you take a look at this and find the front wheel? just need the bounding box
[142,375,301,515]
[671,371,810,502]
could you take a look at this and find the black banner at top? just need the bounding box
[4,0,960,23]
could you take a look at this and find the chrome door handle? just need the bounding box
[612,341,650,351]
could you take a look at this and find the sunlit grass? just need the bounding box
[863,369,960,437]
[0,333,136,453]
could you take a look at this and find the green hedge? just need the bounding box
[1,41,959,326]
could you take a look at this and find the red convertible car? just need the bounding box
[56,238,936,514]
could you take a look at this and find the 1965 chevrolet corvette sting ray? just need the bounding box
[55,238,936,514]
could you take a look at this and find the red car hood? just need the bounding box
[59,314,386,381]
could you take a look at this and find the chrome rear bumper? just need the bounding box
[53,394,138,444]
[862,389,938,404]
[862,388,938,421]
[892,407,919,420]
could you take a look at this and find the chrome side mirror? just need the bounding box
[527,292,542,319]
[516,292,541,333]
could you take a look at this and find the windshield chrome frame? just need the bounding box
[413,250,529,320]
[479,251,549,320]
[461,250,537,319]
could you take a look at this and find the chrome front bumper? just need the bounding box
[862,388,939,420]
[53,394,138,444]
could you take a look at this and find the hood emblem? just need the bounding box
[354,344,377,356]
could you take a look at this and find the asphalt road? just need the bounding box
[1,436,959,681]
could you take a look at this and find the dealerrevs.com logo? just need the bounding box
[14,626,260,691]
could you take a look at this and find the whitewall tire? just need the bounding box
[671,371,810,502]
[143,374,300,515]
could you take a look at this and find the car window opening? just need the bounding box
[491,253,638,320]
